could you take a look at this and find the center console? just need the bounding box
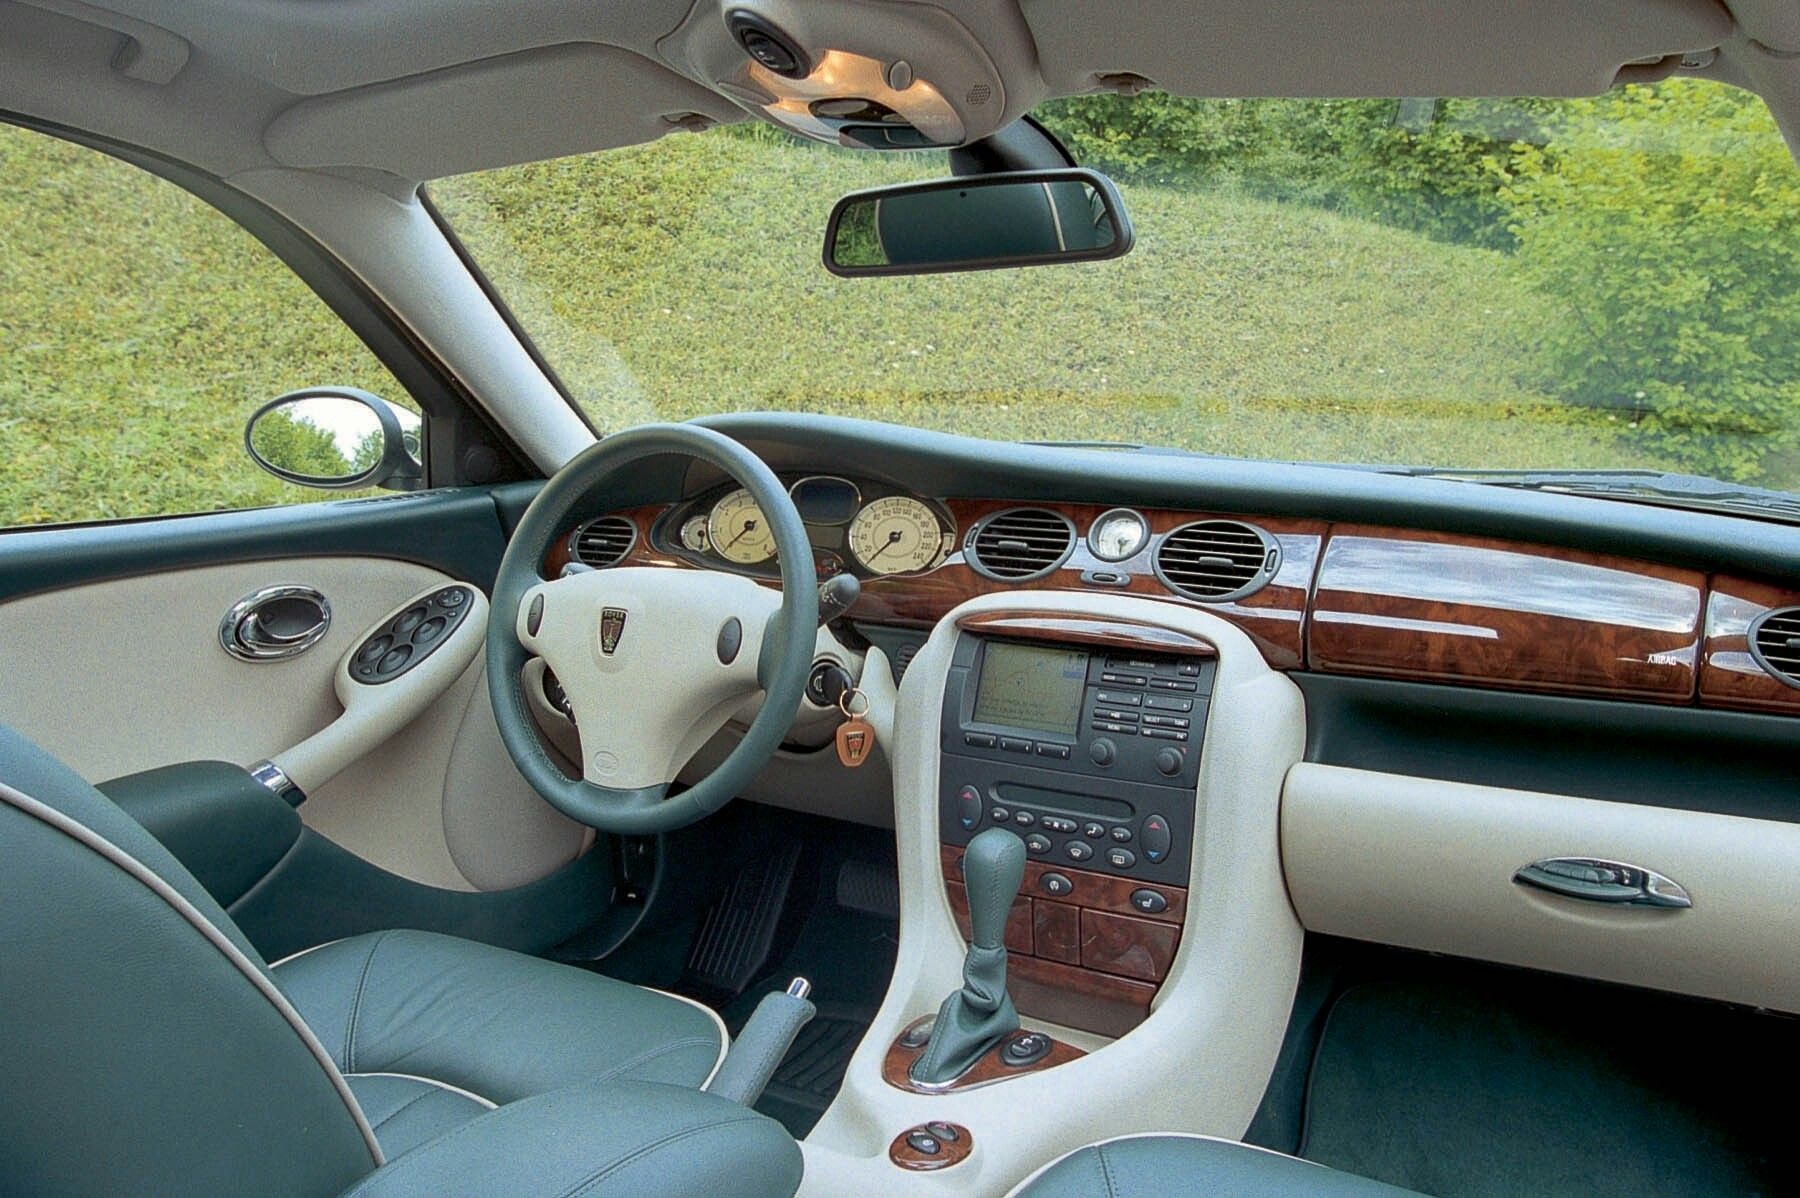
[801,593,1306,1197]
[935,631,1212,1036]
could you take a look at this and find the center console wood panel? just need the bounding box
[941,844,1184,1037]
[1309,526,1705,701]
[882,1017,1085,1094]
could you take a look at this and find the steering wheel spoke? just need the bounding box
[486,425,818,833]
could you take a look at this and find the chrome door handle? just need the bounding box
[220,585,332,661]
[1513,857,1691,909]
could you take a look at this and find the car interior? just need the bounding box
[2,1,1799,1195]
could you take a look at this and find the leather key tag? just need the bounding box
[836,715,873,768]
[836,686,873,768]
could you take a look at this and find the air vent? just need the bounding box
[1154,520,1280,601]
[570,515,637,567]
[968,508,1076,580]
[1750,607,1800,690]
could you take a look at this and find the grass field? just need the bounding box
[2,121,1684,528]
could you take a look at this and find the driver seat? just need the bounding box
[0,723,801,1196]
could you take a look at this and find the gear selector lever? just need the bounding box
[911,827,1026,1084]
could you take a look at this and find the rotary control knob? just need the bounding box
[1089,737,1117,767]
[1155,746,1184,776]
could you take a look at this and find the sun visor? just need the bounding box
[263,43,743,180]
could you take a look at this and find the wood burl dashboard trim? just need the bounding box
[543,502,1800,709]
[1700,576,1800,713]
[1308,526,1705,702]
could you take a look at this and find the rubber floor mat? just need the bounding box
[1300,980,1792,1197]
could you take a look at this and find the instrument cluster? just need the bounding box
[661,474,956,579]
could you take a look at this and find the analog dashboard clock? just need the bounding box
[1089,508,1150,562]
[848,496,948,576]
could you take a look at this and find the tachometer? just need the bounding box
[848,496,946,576]
[706,489,777,564]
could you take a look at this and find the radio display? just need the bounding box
[971,642,1089,736]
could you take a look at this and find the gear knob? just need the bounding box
[961,828,1027,949]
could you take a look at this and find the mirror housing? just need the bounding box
[823,168,1133,277]
[244,387,423,492]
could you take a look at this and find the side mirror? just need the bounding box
[245,387,423,492]
[823,167,1133,277]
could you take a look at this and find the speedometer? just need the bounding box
[706,489,776,564]
[848,496,946,576]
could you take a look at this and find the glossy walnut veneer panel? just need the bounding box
[552,502,1320,669]
[1310,526,1704,701]
[941,845,1183,1037]
[861,500,1321,668]
[883,1018,1085,1094]
[1701,576,1800,713]
[889,1124,974,1170]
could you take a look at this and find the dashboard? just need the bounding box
[546,478,1800,718]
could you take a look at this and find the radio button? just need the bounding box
[964,732,997,748]
[1035,742,1071,760]
[1065,841,1095,863]
[1141,714,1189,729]
[1143,727,1187,741]
[1100,672,1147,686]
[1090,721,1137,736]
[1083,822,1107,840]
[1013,810,1037,828]
[1109,826,1133,843]
[1041,817,1077,834]
[1147,679,1198,693]
[1095,690,1142,707]
[1144,695,1194,712]
[1093,708,1139,723]
[999,737,1033,753]
[1105,847,1137,870]
[1024,834,1051,855]
[990,806,1011,823]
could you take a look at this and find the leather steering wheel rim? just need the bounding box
[486,423,819,833]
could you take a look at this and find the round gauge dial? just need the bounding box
[848,496,946,576]
[1089,509,1150,562]
[678,514,710,554]
[706,489,777,564]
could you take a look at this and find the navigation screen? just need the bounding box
[972,642,1088,736]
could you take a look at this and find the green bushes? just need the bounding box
[1041,83,1800,485]
[1498,82,1800,481]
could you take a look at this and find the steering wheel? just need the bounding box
[487,424,818,834]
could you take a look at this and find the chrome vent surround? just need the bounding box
[1154,520,1280,601]
[967,508,1077,580]
[1749,607,1800,689]
[570,515,637,567]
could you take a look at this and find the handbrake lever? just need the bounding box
[704,978,817,1107]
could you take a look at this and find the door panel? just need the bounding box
[0,488,599,950]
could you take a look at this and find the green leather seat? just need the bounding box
[0,723,801,1196]
[1013,1135,1424,1197]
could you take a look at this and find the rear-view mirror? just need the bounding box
[823,168,1133,277]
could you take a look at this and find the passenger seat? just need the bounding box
[1011,1134,1423,1196]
